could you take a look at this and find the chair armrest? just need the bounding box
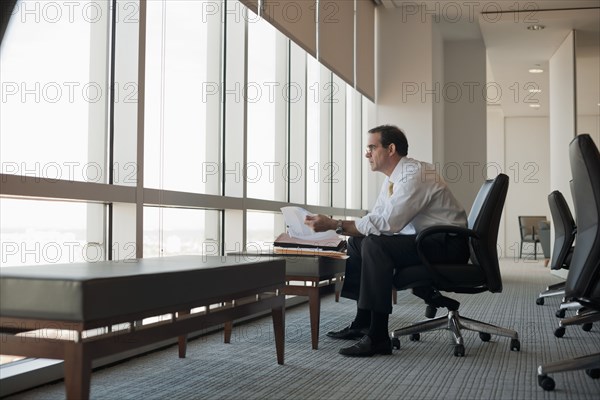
[415,225,478,242]
[415,225,477,286]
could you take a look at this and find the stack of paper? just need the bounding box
[273,246,349,259]
[275,206,347,258]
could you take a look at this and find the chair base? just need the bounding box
[546,281,566,291]
[390,310,520,357]
[554,308,599,338]
[538,308,600,390]
[537,353,600,391]
[560,308,599,327]
[536,282,566,307]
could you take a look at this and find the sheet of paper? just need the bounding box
[280,206,340,241]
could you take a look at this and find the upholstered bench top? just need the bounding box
[228,253,346,278]
[0,255,285,323]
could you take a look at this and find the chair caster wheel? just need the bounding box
[510,339,520,351]
[586,369,600,379]
[538,374,555,391]
[409,333,420,341]
[478,332,491,342]
[453,344,465,357]
[392,337,401,350]
[536,297,544,305]
[582,323,593,332]
[554,327,566,338]
[425,305,437,319]
[555,309,566,318]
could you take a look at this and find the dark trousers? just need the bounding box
[341,234,470,315]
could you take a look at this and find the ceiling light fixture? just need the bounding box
[527,25,546,31]
[529,65,544,73]
[529,104,541,108]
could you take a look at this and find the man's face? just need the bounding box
[365,132,386,172]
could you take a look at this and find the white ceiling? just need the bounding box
[382,1,600,117]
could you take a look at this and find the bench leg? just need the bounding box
[178,335,188,358]
[308,286,321,350]
[178,310,190,358]
[224,321,233,344]
[64,344,91,400]
[272,306,285,365]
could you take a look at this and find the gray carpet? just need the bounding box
[6,259,600,399]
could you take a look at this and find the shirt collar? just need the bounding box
[389,156,417,184]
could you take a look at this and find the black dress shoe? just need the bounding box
[326,325,368,340]
[339,335,392,357]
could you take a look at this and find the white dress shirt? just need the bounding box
[356,157,468,236]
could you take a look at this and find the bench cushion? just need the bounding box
[0,256,284,323]
[229,253,346,278]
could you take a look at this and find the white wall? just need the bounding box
[376,7,434,162]
[443,39,487,212]
[576,29,600,145]
[376,8,486,215]
[504,117,551,258]
[578,115,600,145]
[549,31,576,212]
[432,24,444,167]
[487,105,506,253]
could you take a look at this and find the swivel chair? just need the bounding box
[535,190,576,318]
[391,174,521,357]
[537,134,600,390]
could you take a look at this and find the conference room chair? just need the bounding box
[537,134,600,391]
[536,190,576,319]
[390,174,521,357]
[518,215,546,259]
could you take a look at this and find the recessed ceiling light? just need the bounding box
[529,89,542,93]
[527,25,546,31]
[529,64,544,74]
[529,104,541,108]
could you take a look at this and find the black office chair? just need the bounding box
[537,134,600,391]
[536,191,576,316]
[518,215,546,259]
[391,174,520,357]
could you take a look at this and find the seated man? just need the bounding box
[305,125,470,357]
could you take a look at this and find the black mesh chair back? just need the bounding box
[548,191,576,270]
[567,134,600,302]
[467,174,509,293]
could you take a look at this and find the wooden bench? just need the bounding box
[0,255,286,400]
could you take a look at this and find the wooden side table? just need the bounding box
[228,252,346,349]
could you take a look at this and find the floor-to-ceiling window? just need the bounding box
[0,0,373,389]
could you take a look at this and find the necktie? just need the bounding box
[388,181,394,197]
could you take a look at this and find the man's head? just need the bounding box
[365,125,407,175]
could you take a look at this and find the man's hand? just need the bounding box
[304,214,336,232]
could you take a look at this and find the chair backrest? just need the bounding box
[518,216,546,241]
[468,173,509,293]
[566,134,600,302]
[547,190,576,270]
